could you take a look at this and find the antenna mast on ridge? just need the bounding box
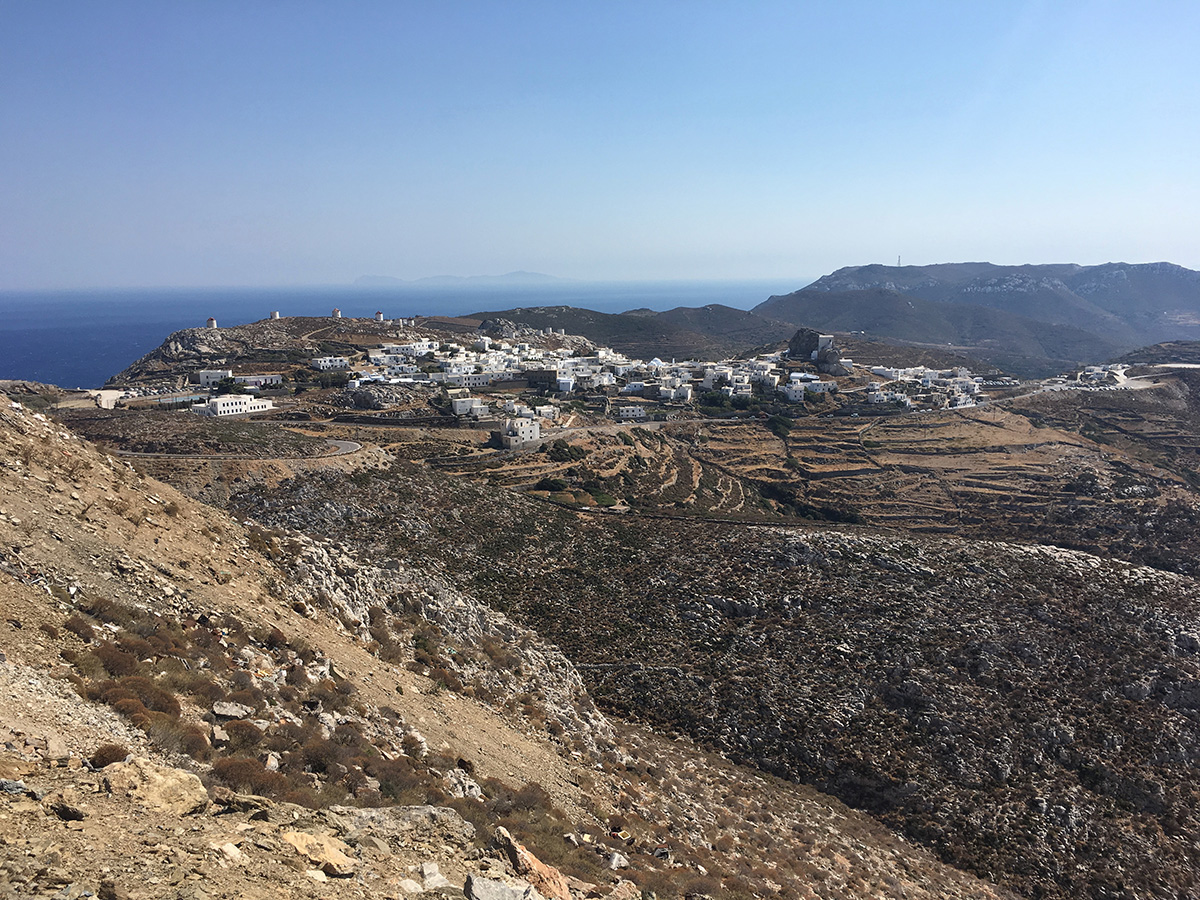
[897,255,901,267]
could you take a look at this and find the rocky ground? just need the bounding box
[56,409,332,459]
[215,442,1200,900]
[0,393,1015,899]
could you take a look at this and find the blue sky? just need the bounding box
[2,1,1197,289]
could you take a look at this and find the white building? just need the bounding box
[618,406,647,420]
[451,396,489,417]
[500,418,541,449]
[197,369,233,388]
[192,395,276,417]
[311,356,350,370]
[233,374,283,388]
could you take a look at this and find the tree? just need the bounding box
[215,377,249,395]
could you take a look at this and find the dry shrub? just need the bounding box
[147,716,211,760]
[38,622,60,639]
[210,757,288,796]
[63,614,95,642]
[227,688,262,711]
[224,719,264,751]
[94,642,140,677]
[255,626,288,650]
[117,634,156,659]
[90,743,130,768]
[178,673,226,702]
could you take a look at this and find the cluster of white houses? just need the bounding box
[185,314,997,420]
[865,366,984,410]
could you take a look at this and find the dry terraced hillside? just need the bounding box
[201,420,1200,900]
[0,394,1017,900]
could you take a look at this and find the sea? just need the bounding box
[0,280,800,390]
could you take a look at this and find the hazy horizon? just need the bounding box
[3,2,1197,290]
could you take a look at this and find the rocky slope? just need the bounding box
[217,450,1200,900]
[0,394,1014,899]
[753,288,1121,376]
[768,262,1200,352]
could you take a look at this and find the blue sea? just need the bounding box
[0,280,800,389]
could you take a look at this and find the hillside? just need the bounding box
[1113,340,1200,367]
[0,394,1015,900]
[755,288,1123,376]
[777,262,1200,350]
[179,404,1200,900]
[474,305,791,361]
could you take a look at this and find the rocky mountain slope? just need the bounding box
[753,288,1121,376]
[212,439,1200,900]
[0,394,1014,899]
[769,262,1200,351]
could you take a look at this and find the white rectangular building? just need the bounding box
[192,395,276,417]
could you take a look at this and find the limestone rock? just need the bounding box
[445,767,484,799]
[326,804,476,846]
[466,874,544,900]
[212,700,255,719]
[491,827,572,900]
[604,880,640,900]
[103,757,209,815]
[281,831,357,876]
[422,860,454,890]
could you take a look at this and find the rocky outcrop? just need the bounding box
[491,828,572,900]
[102,757,208,815]
[281,830,357,876]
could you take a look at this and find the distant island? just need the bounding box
[354,271,563,287]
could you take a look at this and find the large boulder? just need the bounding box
[281,831,357,876]
[327,804,476,847]
[491,827,571,900]
[466,874,544,900]
[103,757,208,815]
